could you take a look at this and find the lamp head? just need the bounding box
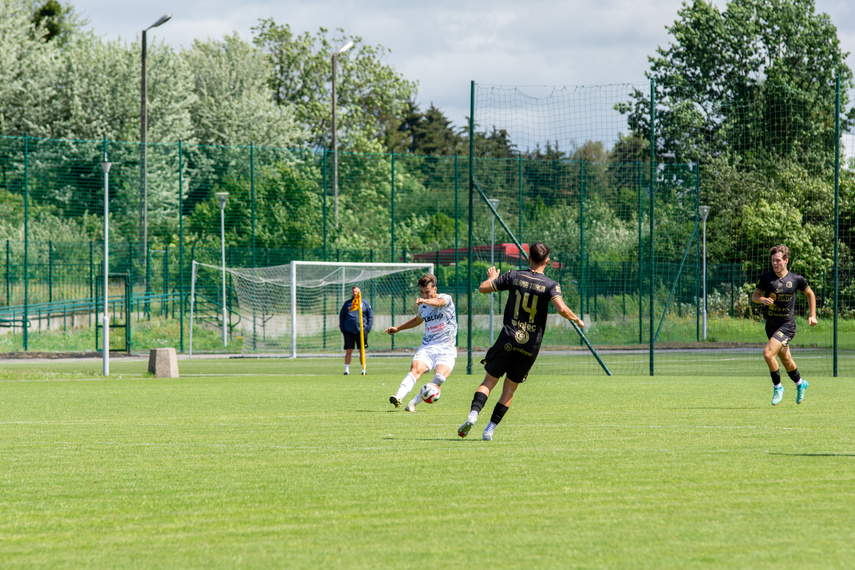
[215,192,229,209]
[148,14,172,30]
[699,205,710,221]
[338,41,354,54]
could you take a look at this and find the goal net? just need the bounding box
[190,260,434,356]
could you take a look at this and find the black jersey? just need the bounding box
[491,269,563,353]
[755,270,809,324]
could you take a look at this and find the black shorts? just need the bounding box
[766,320,796,346]
[342,330,368,350]
[481,337,538,383]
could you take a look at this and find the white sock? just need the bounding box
[432,373,447,387]
[395,373,417,401]
[484,421,497,434]
[344,364,350,373]
[409,395,421,407]
[796,378,804,386]
[467,410,478,424]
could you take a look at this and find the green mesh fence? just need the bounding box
[470,80,853,377]
[0,77,851,375]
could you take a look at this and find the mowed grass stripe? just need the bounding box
[0,357,853,568]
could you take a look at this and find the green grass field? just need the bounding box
[1,356,853,568]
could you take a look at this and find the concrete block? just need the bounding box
[148,348,179,378]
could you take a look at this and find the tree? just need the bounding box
[616,0,855,172]
[30,0,82,44]
[396,102,464,156]
[186,34,301,148]
[0,0,60,136]
[252,19,417,152]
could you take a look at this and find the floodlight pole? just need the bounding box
[101,158,111,376]
[331,40,354,230]
[488,198,499,342]
[216,192,229,348]
[700,205,710,341]
[139,13,172,280]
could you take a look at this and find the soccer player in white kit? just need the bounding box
[384,274,458,412]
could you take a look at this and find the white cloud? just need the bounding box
[71,0,855,130]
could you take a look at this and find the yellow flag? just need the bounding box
[350,291,362,311]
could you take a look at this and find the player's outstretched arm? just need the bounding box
[383,315,424,335]
[752,289,774,306]
[478,266,500,294]
[804,286,818,326]
[551,296,584,328]
[416,296,446,307]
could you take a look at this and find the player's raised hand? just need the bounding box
[486,266,500,280]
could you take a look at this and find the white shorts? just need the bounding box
[413,344,457,373]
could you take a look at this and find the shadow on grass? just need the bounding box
[681,407,756,410]
[769,452,855,457]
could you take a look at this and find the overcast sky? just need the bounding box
[68,0,855,130]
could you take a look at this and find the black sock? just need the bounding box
[770,369,781,386]
[490,403,509,425]
[470,392,488,414]
[787,368,801,383]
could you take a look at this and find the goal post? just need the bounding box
[189,260,434,357]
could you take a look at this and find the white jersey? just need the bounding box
[418,293,458,347]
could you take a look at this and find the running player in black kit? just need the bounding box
[458,242,585,441]
[751,244,817,405]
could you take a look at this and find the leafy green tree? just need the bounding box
[252,20,417,152]
[30,0,82,44]
[187,158,323,251]
[186,34,301,147]
[0,0,60,136]
[396,102,464,156]
[616,0,854,171]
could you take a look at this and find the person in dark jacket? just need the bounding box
[339,286,373,375]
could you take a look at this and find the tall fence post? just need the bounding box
[649,78,656,376]
[467,80,475,375]
[48,240,53,330]
[179,139,185,351]
[89,240,94,328]
[695,162,701,342]
[579,159,586,345]
[833,72,840,377]
[518,155,523,269]
[23,136,29,351]
[5,239,9,305]
[390,153,396,351]
[250,143,256,268]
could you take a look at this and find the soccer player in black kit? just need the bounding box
[458,242,585,441]
[751,244,817,405]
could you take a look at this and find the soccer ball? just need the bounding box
[420,383,441,404]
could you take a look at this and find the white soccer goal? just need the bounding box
[190,260,434,357]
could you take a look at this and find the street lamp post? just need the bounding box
[216,192,229,348]
[488,198,499,342]
[331,40,354,229]
[139,13,172,270]
[699,205,710,340]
